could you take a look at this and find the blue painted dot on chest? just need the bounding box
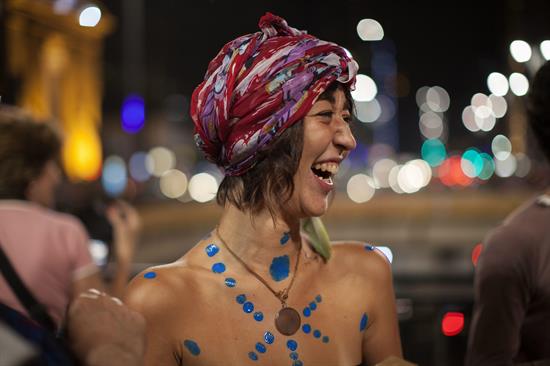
[280,232,290,245]
[211,262,226,273]
[360,313,369,332]
[269,255,290,282]
[183,339,201,356]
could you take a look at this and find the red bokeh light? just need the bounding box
[471,243,483,267]
[442,312,464,336]
[438,156,473,187]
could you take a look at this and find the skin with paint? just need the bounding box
[125,88,402,365]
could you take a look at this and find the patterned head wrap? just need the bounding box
[190,13,359,176]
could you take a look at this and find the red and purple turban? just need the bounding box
[190,13,359,176]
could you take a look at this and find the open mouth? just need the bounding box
[311,162,339,185]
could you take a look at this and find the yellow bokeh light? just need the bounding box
[63,127,102,181]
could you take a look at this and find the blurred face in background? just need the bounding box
[26,160,62,208]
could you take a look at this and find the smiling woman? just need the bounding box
[124,13,402,366]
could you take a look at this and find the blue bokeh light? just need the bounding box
[121,94,145,133]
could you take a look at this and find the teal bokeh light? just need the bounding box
[478,153,495,180]
[421,139,447,167]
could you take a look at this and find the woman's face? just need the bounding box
[287,87,356,218]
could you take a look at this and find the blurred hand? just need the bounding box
[67,289,145,366]
[106,200,141,263]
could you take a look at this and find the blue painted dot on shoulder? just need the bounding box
[253,312,264,321]
[255,342,266,353]
[313,329,321,338]
[183,340,201,356]
[290,352,299,360]
[143,271,156,279]
[236,294,246,304]
[360,313,369,332]
[243,302,254,313]
[205,244,219,257]
[322,335,330,343]
[211,262,226,273]
[224,277,236,287]
[315,294,322,303]
[286,339,298,351]
[303,307,311,317]
[302,324,311,334]
[248,351,258,361]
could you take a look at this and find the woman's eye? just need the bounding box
[343,115,352,123]
[318,111,333,118]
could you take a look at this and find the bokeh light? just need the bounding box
[425,86,450,112]
[121,94,145,133]
[472,243,483,267]
[541,40,550,61]
[487,72,509,96]
[372,158,397,188]
[63,127,102,181]
[79,5,101,27]
[488,94,508,118]
[421,139,447,167]
[388,165,404,194]
[129,151,151,182]
[495,154,517,178]
[509,73,529,96]
[477,153,495,180]
[461,149,483,178]
[509,40,532,63]
[491,135,512,160]
[347,174,376,203]
[462,106,479,132]
[101,155,127,197]
[515,153,532,178]
[146,147,176,177]
[160,169,188,199]
[439,156,473,187]
[442,312,464,336]
[188,173,218,203]
[376,246,393,263]
[356,19,384,41]
[419,111,444,139]
[351,74,378,102]
[356,99,382,123]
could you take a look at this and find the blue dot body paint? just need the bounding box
[143,271,156,279]
[365,244,375,251]
[264,331,275,344]
[205,244,219,257]
[243,302,254,313]
[290,352,299,360]
[360,313,368,332]
[287,340,298,351]
[183,340,200,356]
[211,262,226,273]
[309,301,317,310]
[236,294,246,304]
[303,307,311,317]
[322,336,330,343]
[248,352,258,361]
[254,312,264,321]
[280,232,290,245]
[255,342,266,353]
[224,278,236,287]
[302,324,311,334]
[293,361,303,366]
[313,330,321,338]
[315,295,322,303]
[269,255,290,282]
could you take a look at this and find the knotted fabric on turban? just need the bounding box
[190,13,359,176]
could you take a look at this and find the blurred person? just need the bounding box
[0,289,146,366]
[466,61,550,365]
[126,13,402,366]
[0,106,139,328]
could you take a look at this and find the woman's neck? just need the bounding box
[216,204,301,273]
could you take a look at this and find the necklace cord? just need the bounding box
[215,228,301,307]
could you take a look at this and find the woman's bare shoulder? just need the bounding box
[330,241,392,279]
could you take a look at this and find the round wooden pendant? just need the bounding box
[275,307,301,336]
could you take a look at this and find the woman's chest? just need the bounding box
[172,277,369,366]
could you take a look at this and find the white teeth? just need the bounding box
[312,162,339,175]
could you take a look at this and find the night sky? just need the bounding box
[102,0,550,155]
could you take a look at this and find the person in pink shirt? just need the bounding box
[0,106,139,327]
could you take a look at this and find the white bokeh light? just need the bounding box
[426,86,450,112]
[510,40,532,63]
[509,73,529,96]
[356,99,382,123]
[160,169,188,199]
[487,72,509,96]
[495,154,517,178]
[188,173,218,203]
[389,165,404,194]
[347,174,376,203]
[372,159,397,188]
[356,19,384,41]
[79,5,101,27]
[491,134,512,160]
[488,94,508,118]
[351,74,378,102]
[145,147,176,177]
[397,162,424,194]
[462,106,479,132]
[541,40,550,61]
[419,111,444,139]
